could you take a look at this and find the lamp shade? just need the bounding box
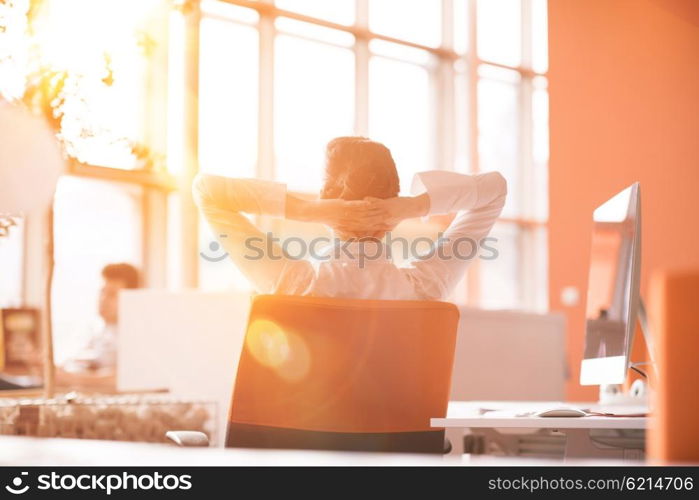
[0,100,64,215]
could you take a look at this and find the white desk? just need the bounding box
[432,401,648,460]
[0,435,632,466]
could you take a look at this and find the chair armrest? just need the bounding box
[165,430,210,447]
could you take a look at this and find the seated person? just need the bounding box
[55,263,140,391]
[193,136,506,300]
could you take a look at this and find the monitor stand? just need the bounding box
[597,298,655,410]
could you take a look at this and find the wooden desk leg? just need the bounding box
[563,429,624,460]
[445,427,464,455]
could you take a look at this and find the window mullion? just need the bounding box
[142,187,168,288]
[521,0,533,69]
[466,0,481,306]
[438,0,455,171]
[354,41,369,136]
[436,58,454,172]
[355,0,369,135]
[520,0,536,308]
[257,13,275,180]
[180,1,201,288]
[442,0,454,50]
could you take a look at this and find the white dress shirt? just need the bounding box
[193,170,506,301]
[63,321,117,372]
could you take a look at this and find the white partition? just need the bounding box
[451,307,567,401]
[118,290,252,446]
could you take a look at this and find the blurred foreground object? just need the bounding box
[0,393,215,444]
[648,270,699,462]
[0,100,64,397]
[0,100,63,215]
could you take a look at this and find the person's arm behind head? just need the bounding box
[400,170,508,300]
[193,174,313,294]
[193,174,385,293]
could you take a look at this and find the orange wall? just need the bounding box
[548,0,699,400]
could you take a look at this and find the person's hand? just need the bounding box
[286,193,430,235]
[361,193,431,232]
[361,197,408,230]
[286,195,384,232]
[312,198,384,232]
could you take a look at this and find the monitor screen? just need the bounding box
[580,183,641,386]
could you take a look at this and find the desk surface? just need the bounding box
[1,435,634,466]
[432,401,648,430]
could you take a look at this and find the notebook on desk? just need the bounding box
[477,405,648,418]
[584,404,649,417]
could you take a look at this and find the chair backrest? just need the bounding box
[227,294,459,435]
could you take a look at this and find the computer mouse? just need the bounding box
[535,407,588,418]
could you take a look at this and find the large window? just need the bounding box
[23,0,165,170]
[369,42,433,189]
[194,0,549,310]
[6,0,548,314]
[198,8,260,178]
[274,24,355,190]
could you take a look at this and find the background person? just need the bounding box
[56,263,140,391]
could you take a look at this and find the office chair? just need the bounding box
[168,294,459,453]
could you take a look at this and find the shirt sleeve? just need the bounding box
[403,170,507,300]
[192,174,313,294]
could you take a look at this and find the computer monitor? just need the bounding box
[580,182,641,386]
